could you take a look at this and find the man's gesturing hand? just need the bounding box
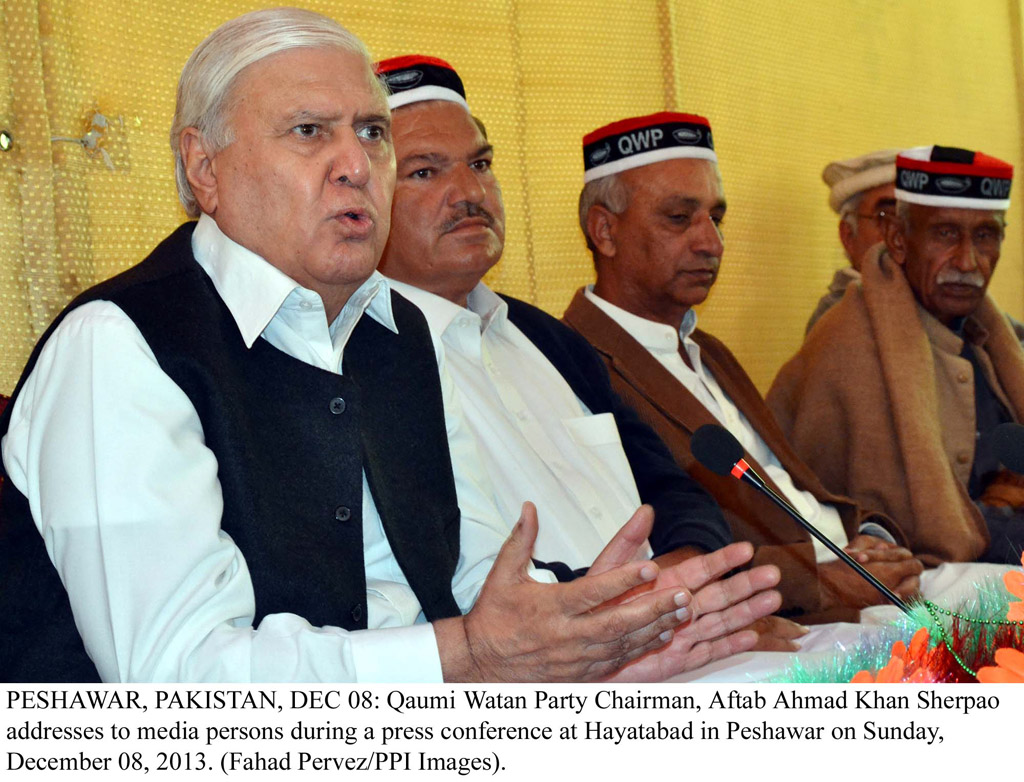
[435,503,692,682]
[588,519,783,681]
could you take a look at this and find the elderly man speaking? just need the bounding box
[770,146,1024,565]
[0,9,778,683]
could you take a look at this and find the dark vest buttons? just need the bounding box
[351,602,364,623]
[329,397,346,414]
[335,505,352,522]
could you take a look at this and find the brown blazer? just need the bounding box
[563,288,903,622]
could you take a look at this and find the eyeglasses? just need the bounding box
[853,209,892,228]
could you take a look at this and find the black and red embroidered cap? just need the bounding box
[583,112,716,183]
[895,146,1013,210]
[375,54,468,111]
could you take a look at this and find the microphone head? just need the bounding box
[990,422,1024,473]
[691,424,745,476]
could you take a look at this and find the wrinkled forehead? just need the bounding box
[621,157,724,202]
[909,202,1007,228]
[391,99,482,152]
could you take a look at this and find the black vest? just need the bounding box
[0,223,462,682]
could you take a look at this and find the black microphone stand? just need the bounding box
[735,467,914,616]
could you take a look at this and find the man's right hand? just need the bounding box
[819,539,923,610]
[748,616,808,652]
[435,502,694,682]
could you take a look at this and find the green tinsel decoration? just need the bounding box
[770,575,1015,683]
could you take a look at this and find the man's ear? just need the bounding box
[839,219,856,261]
[587,205,618,258]
[180,128,219,214]
[884,213,907,266]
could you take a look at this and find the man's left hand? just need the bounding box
[589,508,782,680]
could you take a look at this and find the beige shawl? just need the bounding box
[769,247,1024,563]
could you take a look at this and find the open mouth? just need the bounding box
[332,209,373,238]
[337,208,368,222]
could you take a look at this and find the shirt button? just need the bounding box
[329,397,346,414]
[350,603,364,623]
[335,505,352,522]
[956,452,971,465]
[958,372,970,383]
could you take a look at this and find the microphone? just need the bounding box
[690,424,912,615]
[990,422,1024,474]
[691,424,782,497]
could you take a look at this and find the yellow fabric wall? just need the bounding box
[2,0,1022,394]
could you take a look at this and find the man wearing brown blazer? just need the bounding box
[564,113,922,624]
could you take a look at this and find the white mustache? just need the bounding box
[936,269,985,288]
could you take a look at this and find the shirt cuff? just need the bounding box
[857,520,898,545]
[350,623,443,682]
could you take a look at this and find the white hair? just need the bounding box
[839,190,865,236]
[578,173,630,255]
[170,8,377,217]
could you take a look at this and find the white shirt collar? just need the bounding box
[465,283,509,332]
[584,285,697,355]
[386,279,508,338]
[191,213,397,349]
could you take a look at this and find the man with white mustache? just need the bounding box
[770,145,1024,565]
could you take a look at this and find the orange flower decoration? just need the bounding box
[976,648,1024,683]
[852,556,1023,684]
[974,555,1024,682]
[851,627,934,683]
[1005,551,1024,623]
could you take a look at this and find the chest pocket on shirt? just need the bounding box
[562,412,621,446]
[562,413,641,508]
[560,413,645,555]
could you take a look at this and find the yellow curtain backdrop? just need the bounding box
[2,0,1022,394]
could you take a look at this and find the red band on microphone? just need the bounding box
[731,458,750,480]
